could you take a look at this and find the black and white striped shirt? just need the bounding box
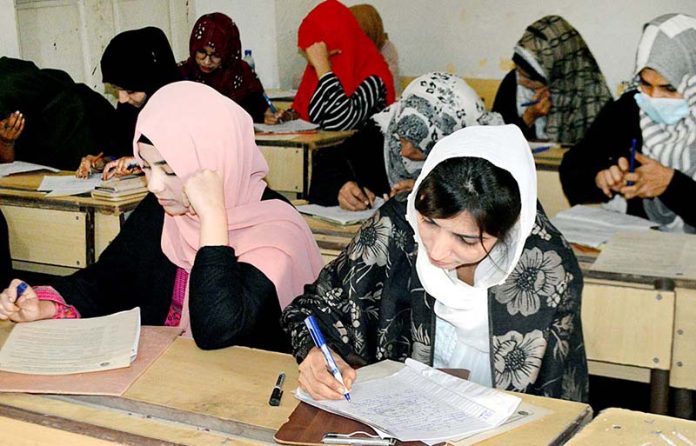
[308,72,387,130]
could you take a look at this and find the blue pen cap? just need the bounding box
[16,282,28,297]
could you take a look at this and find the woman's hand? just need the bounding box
[75,152,106,178]
[263,109,286,125]
[304,42,341,78]
[102,156,141,180]
[620,153,674,199]
[183,170,228,246]
[522,87,551,126]
[0,111,25,145]
[338,181,374,211]
[595,157,630,198]
[298,346,356,400]
[0,279,55,322]
[389,179,416,197]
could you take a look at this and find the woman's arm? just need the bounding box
[308,73,387,130]
[238,91,269,124]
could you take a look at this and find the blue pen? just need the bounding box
[263,93,278,114]
[531,145,551,154]
[304,315,351,401]
[627,138,637,186]
[521,99,540,107]
[15,282,27,302]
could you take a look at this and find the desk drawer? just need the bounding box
[2,205,88,268]
[258,146,304,193]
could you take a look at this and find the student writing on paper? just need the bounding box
[275,0,395,130]
[282,125,588,401]
[309,72,502,211]
[349,4,401,97]
[492,16,611,144]
[0,82,324,352]
[178,13,273,124]
[0,57,118,170]
[77,27,180,180]
[560,14,696,232]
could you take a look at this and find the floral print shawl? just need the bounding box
[281,195,588,401]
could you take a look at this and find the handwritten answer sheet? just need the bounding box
[0,308,140,375]
[297,197,385,225]
[0,161,59,177]
[38,173,103,196]
[295,359,520,443]
[551,205,655,248]
[254,119,319,134]
[591,231,696,280]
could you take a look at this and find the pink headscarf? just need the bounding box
[133,81,324,333]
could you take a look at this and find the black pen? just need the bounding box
[346,160,372,209]
[269,372,285,406]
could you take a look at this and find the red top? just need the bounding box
[292,0,395,121]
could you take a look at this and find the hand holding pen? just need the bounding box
[263,93,286,124]
[0,279,51,322]
[298,315,356,401]
[521,87,551,126]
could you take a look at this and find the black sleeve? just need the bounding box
[238,91,269,123]
[187,246,290,352]
[308,119,389,206]
[659,170,696,227]
[308,73,387,130]
[0,210,12,289]
[49,194,175,324]
[492,70,537,140]
[559,92,643,205]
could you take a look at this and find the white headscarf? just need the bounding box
[405,125,537,355]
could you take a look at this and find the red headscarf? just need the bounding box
[178,12,264,104]
[292,0,396,121]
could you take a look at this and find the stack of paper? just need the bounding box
[38,173,103,197]
[551,205,655,248]
[0,308,141,375]
[296,359,521,443]
[297,197,385,225]
[254,119,319,134]
[91,175,147,200]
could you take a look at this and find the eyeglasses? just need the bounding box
[195,49,221,64]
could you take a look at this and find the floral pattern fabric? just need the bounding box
[281,195,588,401]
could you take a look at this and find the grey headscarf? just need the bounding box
[372,72,503,186]
[635,13,696,232]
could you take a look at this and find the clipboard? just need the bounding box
[274,369,469,446]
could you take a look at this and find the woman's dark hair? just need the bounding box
[414,157,521,241]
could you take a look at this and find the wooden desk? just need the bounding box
[0,172,144,275]
[567,407,696,445]
[0,330,591,445]
[255,130,353,198]
[533,145,570,218]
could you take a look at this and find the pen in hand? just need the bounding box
[346,160,372,209]
[263,93,284,124]
[520,99,540,107]
[304,315,351,401]
[627,138,637,187]
[14,282,27,303]
[269,372,285,406]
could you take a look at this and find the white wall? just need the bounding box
[0,0,20,57]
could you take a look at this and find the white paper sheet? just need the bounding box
[254,119,319,134]
[0,308,141,375]
[591,231,696,280]
[38,173,103,196]
[266,89,297,99]
[297,198,385,225]
[551,205,655,248]
[0,161,59,177]
[295,359,520,442]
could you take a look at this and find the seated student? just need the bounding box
[178,12,272,124]
[77,27,180,179]
[276,0,395,130]
[349,4,401,97]
[0,81,324,352]
[492,15,612,145]
[309,72,502,210]
[282,125,588,402]
[560,13,696,232]
[0,57,118,170]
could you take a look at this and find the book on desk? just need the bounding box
[91,175,148,201]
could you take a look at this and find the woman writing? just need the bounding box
[0,82,324,351]
[282,125,587,401]
[560,13,696,232]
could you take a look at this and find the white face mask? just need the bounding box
[402,157,425,174]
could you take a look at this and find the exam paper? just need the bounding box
[551,205,655,248]
[0,308,141,375]
[254,119,319,134]
[0,161,59,177]
[266,89,297,100]
[38,173,103,196]
[591,231,696,280]
[296,359,520,442]
[297,198,385,225]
